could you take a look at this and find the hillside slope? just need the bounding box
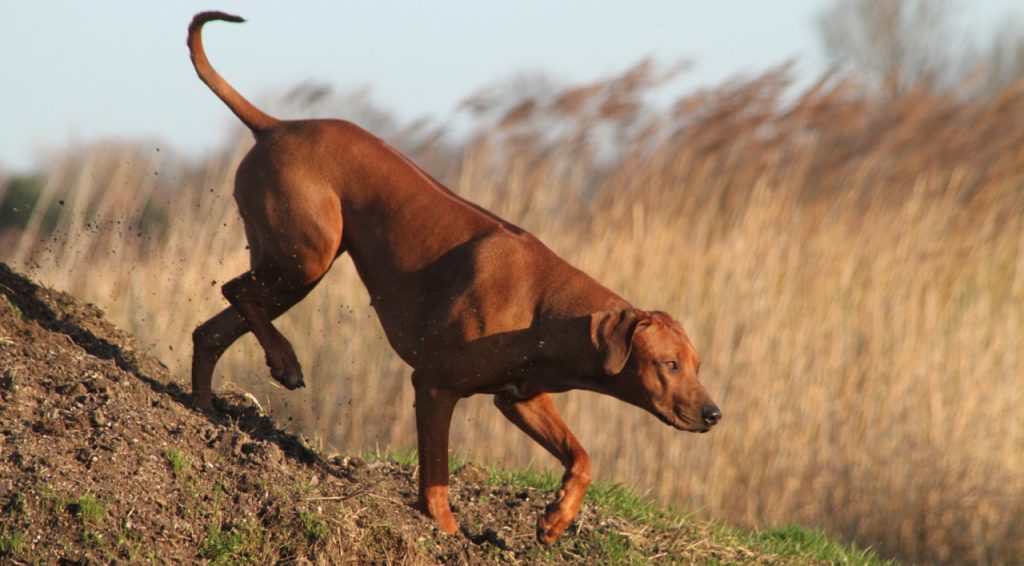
[0,262,884,564]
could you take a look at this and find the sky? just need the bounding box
[2,1,1020,173]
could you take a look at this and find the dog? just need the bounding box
[187,11,720,544]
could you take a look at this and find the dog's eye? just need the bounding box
[664,361,679,371]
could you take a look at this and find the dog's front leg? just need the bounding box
[412,372,460,534]
[494,391,591,544]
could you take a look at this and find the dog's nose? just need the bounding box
[702,404,722,426]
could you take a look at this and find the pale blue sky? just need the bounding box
[1,1,1019,173]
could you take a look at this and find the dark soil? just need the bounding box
[0,262,765,564]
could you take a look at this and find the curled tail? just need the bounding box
[187,11,279,133]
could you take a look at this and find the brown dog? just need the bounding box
[187,11,720,544]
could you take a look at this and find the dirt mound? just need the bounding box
[0,262,512,564]
[0,262,773,564]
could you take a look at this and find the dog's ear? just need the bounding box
[590,309,651,376]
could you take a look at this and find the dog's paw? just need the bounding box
[265,351,305,389]
[536,504,572,545]
[271,366,305,389]
[191,391,215,412]
[536,487,584,545]
[417,496,459,535]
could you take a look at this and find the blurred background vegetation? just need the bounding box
[2,1,1023,563]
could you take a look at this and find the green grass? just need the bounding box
[362,447,468,474]
[69,494,106,523]
[197,479,266,565]
[3,492,26,516]
[199,520,266,565]
[487,466,560,491]
[0,529,27,557]
[165,448,203,509]
[298,510,329,544]
[115,518,144,561]
[363,446,418,468]
[199,524,247,564]
[163,447,191,478]
[361,451,891,563]
[488,465,893,565]
[746,524,894,565]
[533,528,642,564]
[583,480,679,528]
[46,489,68,515]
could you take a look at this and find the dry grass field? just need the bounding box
[3,66,1022,563]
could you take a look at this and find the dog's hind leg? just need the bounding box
[219,224,341,384]
[191,188,343,409]
[494,391,591,544]
[191,275,322,409]
[192,306,247,409]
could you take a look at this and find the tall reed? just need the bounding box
[3,66,1022,563]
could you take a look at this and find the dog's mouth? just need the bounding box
[652,406,709,433]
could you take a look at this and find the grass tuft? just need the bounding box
[163,447,191,479]
[487,466,561,491]
[199,524,246,563]
[69,494,106,523]
[0,530,27,557]
[298,510,329,544]
[749,524,895,565]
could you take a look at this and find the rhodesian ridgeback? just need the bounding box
[187,11,720,544]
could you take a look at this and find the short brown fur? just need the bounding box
[187,12,720,543]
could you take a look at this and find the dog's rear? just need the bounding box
[188,14,344,409]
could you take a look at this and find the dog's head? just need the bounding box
[591,309,720,433]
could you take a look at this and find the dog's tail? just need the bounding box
[187,12,279,133]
